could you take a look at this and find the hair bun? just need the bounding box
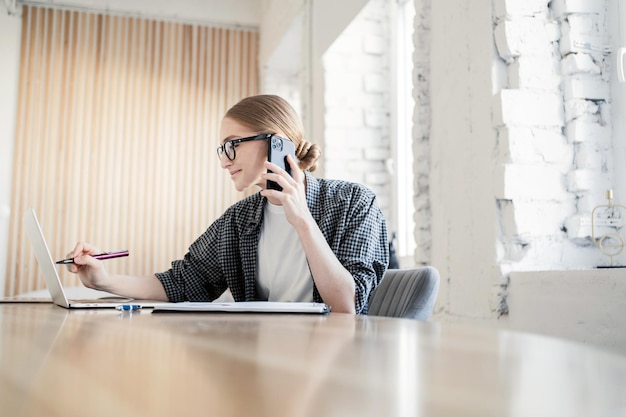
[295,140,321,172]
[295,141,312,159]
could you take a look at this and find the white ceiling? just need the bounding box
[20,0,262,27]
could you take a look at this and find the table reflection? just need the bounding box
[499,330,626,417]
[2,305,626,417]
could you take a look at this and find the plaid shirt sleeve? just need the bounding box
[154,194,264,303]
[306,175,389,314]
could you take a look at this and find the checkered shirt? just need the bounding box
[155,172,389,314]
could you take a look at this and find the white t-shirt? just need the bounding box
[257,202,314,302]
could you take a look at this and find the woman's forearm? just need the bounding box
[94,274,169,301]
[294,217,356,314]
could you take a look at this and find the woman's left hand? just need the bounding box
[261,155,312,228]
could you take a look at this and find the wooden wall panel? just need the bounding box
[5,6,258,296]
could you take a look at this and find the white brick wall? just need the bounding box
[497,127,572,166]
[412,0,432,266]
[495,90,564,126]
[323,0,392,218]
[403,0,618,319]
[494,0,618,275]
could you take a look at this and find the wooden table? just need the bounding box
[1,304,625,417]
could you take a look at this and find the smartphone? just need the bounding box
[267,136,296,191]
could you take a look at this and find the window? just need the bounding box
[392,0,416,264]
[610,0,626,203]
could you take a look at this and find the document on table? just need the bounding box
[152,301,331,314]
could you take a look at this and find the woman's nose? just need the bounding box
[220,153,232,169]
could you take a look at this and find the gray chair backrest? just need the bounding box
[367,267,440,320]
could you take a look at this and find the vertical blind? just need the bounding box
[5,6,258,296]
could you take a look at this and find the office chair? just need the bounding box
[367,266,440,320]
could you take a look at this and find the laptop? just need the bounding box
[23,208,166,309]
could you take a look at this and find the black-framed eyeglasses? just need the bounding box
[216,133,273,161]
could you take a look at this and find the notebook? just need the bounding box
[23,208,166,309]
[152,301,331,314]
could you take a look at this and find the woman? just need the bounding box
[67,94,389,314]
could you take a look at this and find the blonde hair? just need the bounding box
[224,94,321,172]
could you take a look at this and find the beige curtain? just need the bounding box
[5,6,258,296]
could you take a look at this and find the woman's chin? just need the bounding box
[231,178,264,192]
[234,183,257,192]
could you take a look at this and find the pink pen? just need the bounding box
[55,250,129,264]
